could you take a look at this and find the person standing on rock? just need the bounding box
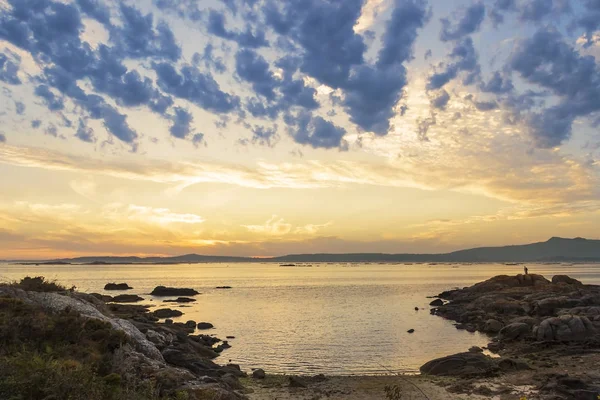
[524,266,528,275]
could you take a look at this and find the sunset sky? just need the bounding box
[0,0,599,259]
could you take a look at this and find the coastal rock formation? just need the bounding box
[197,322,214,330]
[534,315,596,341]
[153,308,184,319]
[552,275,583,286]
[252,369,266,379]
[483,319,503,333]
[151,286,200,296]
[498,323,531,341]
[429,299,443,306]
[420,352,498,377]
[104,282,133,290]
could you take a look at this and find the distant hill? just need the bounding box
[17,237,600,264]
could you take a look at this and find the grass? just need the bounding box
[0,277,190,400]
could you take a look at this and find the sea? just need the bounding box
[1,262,599,375]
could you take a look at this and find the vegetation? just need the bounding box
[0,278,185,400]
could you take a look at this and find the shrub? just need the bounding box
[12,276,74,292]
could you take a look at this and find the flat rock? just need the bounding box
[104,282,133,290]
[153,308,184,319]
[420,352,498,377]
[498,322,531,341]
[552,275,583,286]
[112,294,144,303]
[163,297,197,303]
[197,322,214,330]
[150,286,199,297]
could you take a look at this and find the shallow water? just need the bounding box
[1,262,599,375]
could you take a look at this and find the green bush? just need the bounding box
[12,276,74,292]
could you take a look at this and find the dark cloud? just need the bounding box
[427,37,480,90]
[149,93,174,114]
[76,0,111,25]
[111,4,181,61]
[250,125,279,147]
[576,0,600,44]
[510,29,600,147]
[34,85,64,111]
[75,118,96,143]
[287,112,348,150]
[31,120,42,129]
[0,133,5,143]
[207,10,268,48]
[153,0,202,22]
[0,51,21,85]
[14,101,25,115]
[480,71,514,94]
[489,0,516,27]
[417,113,436,141]
[440,2,485,42]
[431,90,450,109]
[169,107,194,139]
[46,124,58,137]
[192,133,205,147]
[473,99,499,111]
[235,49,278,101]
[193,44,227,74]
[154,62,240,114]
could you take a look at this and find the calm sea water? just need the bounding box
[1,262,599,375]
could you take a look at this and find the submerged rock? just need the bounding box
[104,282,133,290]
[150,286,200,296]
[429,299,444,306]
[153,308,183,319]
[197,322,214,330]
[112,294,144,303]
[163,297,197,303]
[483,319,504,333]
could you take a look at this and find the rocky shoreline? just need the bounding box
[2,273,600,399]
[423,273,600,399]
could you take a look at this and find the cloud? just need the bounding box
[479,71,514,94]
[235,49,278,101]
[287,112,348,150]
[169,107,194,139]
[75,119,96,143]
[0,51,21,85]
[243,215,330,237]
[427,37,481,90]
[207,9,268,48]
[14,101,25,115]
[0,133,5,143]
[250,125,279,147]
[117,204,205,225]
[34,85,65,111]
[154,62,241,114]
[193,44,227,73]
[510,28,600,147]
[431,90,450,109]
[31,120,42,129]
[192,133,205,147]
[440,2,485,42]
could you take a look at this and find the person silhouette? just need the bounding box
[524,266,528,275]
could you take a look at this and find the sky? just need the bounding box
[0,0,599,259]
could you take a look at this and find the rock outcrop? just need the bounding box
[534,315,596,341]
[151,286,200,296]
[420,352,498,377]
[104,282,133,290]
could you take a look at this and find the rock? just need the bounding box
[216,286,232,289]
[153,308,184,319]
[414,307,419,311]
[420,352,498,377]
[252,368,266,379]
[221,373,245,391]
[534,296,573,316]
[163,297,197,303]
[221,340,231,349]
[150,286,200,296]
[104,282,133,290]
[165,318,174,325]
[289,376,307,388]
[429,299,444,306]
[552,275,583,286]
[197,322,214,330]
[498,323,531,341]
[145,329,171,347]
[497,358,531,371]
[484,319,504,333]
[185,320,197,328]
[112,294,144,303]
[161,347,220,375]
[222,364,246,378]
[226,336,236,339]
[407,329,415,333]
[312,374,327,382]
[90,293,113,302]
[487,342,504,352]
[469,346,483,353]
[534,315,596,341]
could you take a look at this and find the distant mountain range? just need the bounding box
[12,237,600,264]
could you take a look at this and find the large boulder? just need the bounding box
[161,347,220,375]
[483,319,504,333]
[420,352,497,377]
[534,296,578,316]
[552,275,583,286]
[150,286,200,296]
[467,274,550,293]
[534,315,596,341]
[197,322,214,330]
[498,322,531,341]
